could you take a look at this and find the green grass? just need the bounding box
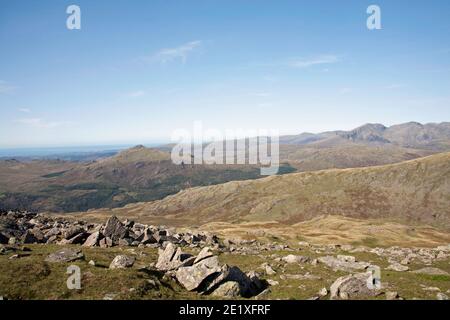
[0,244,199,300]
[1,242,449,300]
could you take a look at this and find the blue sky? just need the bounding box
[0,0,449,148]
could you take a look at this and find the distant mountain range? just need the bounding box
[0,121,449,214]
[280,122,450,150]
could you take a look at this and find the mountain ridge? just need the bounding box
[82,152,450,229]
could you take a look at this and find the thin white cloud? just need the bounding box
[385,84,405,90]
[127,90,146,98]
[15,118,72,129]
[149,40,202,64]
[18,108,31,113]
[289,55,339,68]
[0,80,17,94]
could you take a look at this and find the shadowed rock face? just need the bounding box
[169,245,265,298]
[103,216,128,242]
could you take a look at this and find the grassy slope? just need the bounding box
[79,152,450,229]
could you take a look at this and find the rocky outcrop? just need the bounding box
[0,211,219,250]
[156,245,265,298]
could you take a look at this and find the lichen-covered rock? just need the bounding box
[45,248,84,263]
[212,281,241,297]
[83,231,102,247]
[318,256,370,272]
[156,243,194,271]
[175,256,221,291]
[109,255,135,269]
[330,272,379,300]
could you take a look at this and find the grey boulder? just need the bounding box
[45,248,84,263]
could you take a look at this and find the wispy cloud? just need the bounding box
[385,84,405,90]
[0,80,17,94]
[289,55,339,68]
[148,40,202,64]
[15,118,72,129]
[18,108,31,113]
[127,90,146,98]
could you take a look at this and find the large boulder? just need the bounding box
[45,248,84,263]
[202,264,258,297]
[156,243,195,271]
[103,216,128,242]
[109,255,135,269]
[175,255,222,291]
[83,231,102,247]
[330,272,379,300]
[62,226,84,240]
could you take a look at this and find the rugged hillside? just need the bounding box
[0,146,290,212]
[88,152,450,229]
